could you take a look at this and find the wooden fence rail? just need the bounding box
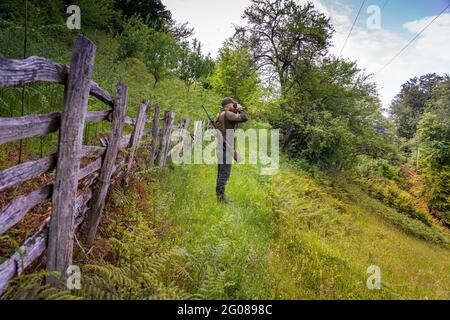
[0,111,112,145]
[0,35,203,295]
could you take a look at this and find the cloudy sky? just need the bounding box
[164,0,450,110]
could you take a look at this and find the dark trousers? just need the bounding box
[216,143,232,199]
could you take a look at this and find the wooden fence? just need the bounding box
[0,35,204,294]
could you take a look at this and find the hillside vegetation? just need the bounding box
[0,0,449,300]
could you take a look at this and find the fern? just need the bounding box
[2,271,82,300]
[77,248,192,300]
[192,268,235,300]
[2,249,192,300]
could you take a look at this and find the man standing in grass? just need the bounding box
[214,97,248,203]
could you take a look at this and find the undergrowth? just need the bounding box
[3,160,450,300]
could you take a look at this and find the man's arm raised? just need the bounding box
[225,108,248,123]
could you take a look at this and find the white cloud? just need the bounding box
[164,0,251,57]
[317,1,450,110]
[403,14,450,62]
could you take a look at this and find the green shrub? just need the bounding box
[359,178,431,226]
[353,156,400,180]
[421,166,450,225]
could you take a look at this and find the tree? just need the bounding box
[282,58,397,169]
[210,47,258,106]
[145,30,180,88]
[177,39,214,92]
[114,0,171,31]
[168,21,194,42]
[233,0,335,155]
[116,15,151,62]
[233,0,333,95]
[417,80,450,223]
[389,73,447,140]
[230,0,396,169]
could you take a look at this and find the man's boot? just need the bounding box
[217,193,231,204]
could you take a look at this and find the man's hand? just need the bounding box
[226,104,248,123]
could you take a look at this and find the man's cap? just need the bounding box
[221,97,236,106]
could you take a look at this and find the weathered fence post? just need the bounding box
[183,117,191,131]
[164,111,176,164]
[182,117,191,146]
[148,105,161,167]
[158,111,170,169]
[177,116,183,129]
[46,35,96,284]
[159,111,175,169]
[82,82,128,248]
[193,120,203,146]
[124,100,148,185]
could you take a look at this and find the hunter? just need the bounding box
[214,97,248,203]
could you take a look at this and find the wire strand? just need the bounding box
[376,3,450,75]
[339,0,367,56]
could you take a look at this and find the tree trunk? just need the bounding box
[283,125,294,154]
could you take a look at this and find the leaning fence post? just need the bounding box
[165,112,176,164]
[182,117,191,146]
[148,105,161,167]
[124,100,148,185]
[82,82,128,248]
[159,111,175,169]
[193,120,203,146]
[164,112,176,163]
[46,35,96,284]
[158,111,170,169]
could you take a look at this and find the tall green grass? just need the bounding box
[0,28,221,167]
[267,167,449,299]
[1,24,448,301]
[158,162,275,299]
[140,159,449,299]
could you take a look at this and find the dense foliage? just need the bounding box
[0,0,449,300]
[416,80,450,224]
[210,47,259,106]
[232,0,398,169]
[390,73,448,140]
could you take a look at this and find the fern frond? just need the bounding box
[2,271,81,300]
[77,247,192,300]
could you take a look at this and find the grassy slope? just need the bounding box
[0,30,221,165]
[59,33,450,299]
[156,160,449,299]
[1,29,448,300]
[87,31,222,121]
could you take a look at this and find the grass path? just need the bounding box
[160,163,275,299]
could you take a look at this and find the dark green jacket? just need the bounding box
[214,109,248,142]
